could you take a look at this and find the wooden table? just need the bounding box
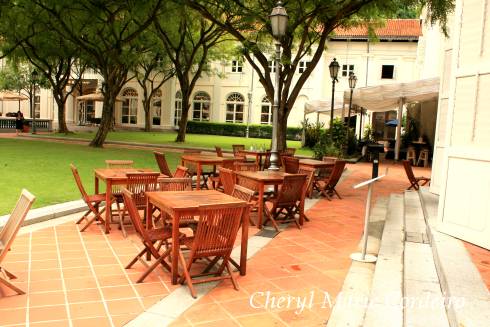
[235,170,289,228]
[145,190,249,284]
[94,168,161,234]
[181,154,231,190]
[239,149,269,170]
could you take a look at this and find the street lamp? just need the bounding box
[346,72,357,150]
[328,58,340,142]
[31,70,39,134]
[269,1,288,170]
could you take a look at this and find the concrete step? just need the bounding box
[404,190,429,244]
[326,197,389,327]
[363,194,404,327]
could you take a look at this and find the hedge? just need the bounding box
[185,121,303,140]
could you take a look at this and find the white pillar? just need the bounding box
[394,98,404,160]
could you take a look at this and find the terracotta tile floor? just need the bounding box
[464,242,490,290]
[0,162,426,326]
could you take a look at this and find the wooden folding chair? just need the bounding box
[218,167,236,195]
[234,161,258,172]
[264,174,306,231]
[105,160,134,226]
[297,166,316,221]
[178,202,249,298]
[121,188,173,283]
[283,156,299,173]
[232,144,245,159]
[71,164,107,232]
[153,152,173,177]
[0,189,35,295]
[402,160,431,190]
[215,146,223,157]
[117,172,159,237]
[210,158,235,190]
[174,165,189,178]
[316,160,346,200]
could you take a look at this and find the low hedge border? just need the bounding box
[185,121,302,140]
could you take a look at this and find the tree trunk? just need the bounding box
[176,91,191,142]
[90,93,115,147]
[143,99,151,132]
[53,96,70,133]
[277,110,288,152]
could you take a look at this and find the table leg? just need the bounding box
[257,182,265,229]
[171,214,180,284]
[196,163,202,190]
[146,198,152,229]
[105,180,112,234]
[240,208,249,276]
[94,176,100,213]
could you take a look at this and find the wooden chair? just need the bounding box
[262,151,271,170]
[159,177,193,191]
[234,161,258,172]
[105,160,134,225]
[417,148,430,168]
[153,152,173,177]
[232,184,258,225]
[71,164,107,232]
[298,165,316,209]
[232,144,245,158]
[174,165,189,178]
[0,189,35,295]
[406,147,417,165]
[215,146,223,157]
[210,158,235,190]
[316,160,346,200]
[121,188,173,283]
[178,202,249,298]
[105,160,134,168]
[402,160,431,190]
[117,172,160,236]
[264,174,306,231]
[283,156,299,174]
[218,167,236,195]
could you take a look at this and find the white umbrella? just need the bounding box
[77,91,123,102]
[0,91,28,114]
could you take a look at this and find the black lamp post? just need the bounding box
[328,58,340,142]
[346,72,357,148]
[31,70,38,134]
[269,1,288,170]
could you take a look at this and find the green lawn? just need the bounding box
[0,138,182,215]
[45,130,314,157]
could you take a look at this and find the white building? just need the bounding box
[2,19,423,134]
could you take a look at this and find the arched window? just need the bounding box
[225,92,245,123]
[260,96,272,125]
[192,91,211,121]
[152,89,162,126]
[121,88,138,124]
[174,91,182,126]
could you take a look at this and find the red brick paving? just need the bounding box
[464,242,490,290]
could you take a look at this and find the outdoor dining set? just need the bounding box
[0,145,347,299]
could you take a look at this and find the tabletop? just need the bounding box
[240,149,269,155]
[147,190,246,211]
[235,170,290,182]
[94,168,159,181]
[299,159,335,168]
[181,154,228,164]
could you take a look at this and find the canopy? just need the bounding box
[77,91,123,102]
[0,91,28,101]
[343,77,440,112]
[304,99,344,115]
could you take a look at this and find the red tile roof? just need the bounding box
[332,19,422,39]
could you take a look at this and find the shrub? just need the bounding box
[185,121,302,140]
[301,118,324,148]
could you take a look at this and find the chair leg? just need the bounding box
[178,250,196,298]
[76,209,91,224]
[332,188,342,199]
[136,248,171,283]
[125,247,148,269]
[0,276,25,295]
[225,261,239,291]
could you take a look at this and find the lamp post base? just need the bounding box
[350,252,377,263]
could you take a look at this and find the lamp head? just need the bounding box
[329,58,340,81]
[348,72,357,89]
[270,1,288,39]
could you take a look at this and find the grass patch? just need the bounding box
[46,130,314,157]
[0,138,181,215]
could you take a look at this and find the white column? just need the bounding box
[394,98,404,160]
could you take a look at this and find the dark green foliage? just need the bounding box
[185,121,302,141]
[301,119,324,148]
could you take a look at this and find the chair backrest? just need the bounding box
[191,202,248,259]
[283,156,299,174]
[219,167,236,195]
[263,151,271,170]
[153,152,173,177]
[297,166,316,198]
[402,160,417,183]
[215,146,223,157]
[0,189,35,263]
[325,160,346,188]
[231,184,255,203]
[275,174,306,206]
[234,161,258,172]
[220,158,235,170]
[174,165,190,178]
[159,177,193,191]
[105,160,134,168]
[183,149,201,154]
[70,164,90,202]
[121,188,152,245]
[322,156,337,162]
[283,148,296,156]
[232,144,246,159]
[126,172,160,207]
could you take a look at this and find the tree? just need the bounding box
[189,0,454,151]
[132,31,175,132]
[27,0,165,147]
[154,2,229,142]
